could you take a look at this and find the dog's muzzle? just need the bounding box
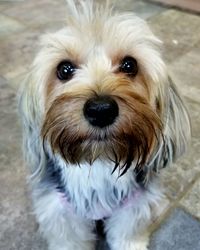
[83,96,119,128]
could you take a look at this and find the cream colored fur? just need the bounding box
[19,1,191,250]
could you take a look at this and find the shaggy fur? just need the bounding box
[19,1,191,250]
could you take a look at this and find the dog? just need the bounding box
[19,1,191,249]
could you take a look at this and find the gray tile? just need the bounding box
[161,137,200,200]
[0,13,25,36]
[159,97,200,200]
[149,0,200,14]
[2,0,67,27]
[150,209,200,250]
[149,10,200,63]
[0,76,47,250]
[0,29,40,81]
[115,0,167,19]
[0,1,16,12]
[181,179,200,220]
[169,45,200,104]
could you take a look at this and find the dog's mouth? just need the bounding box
[42,93,162,176]
[42,122,161,177]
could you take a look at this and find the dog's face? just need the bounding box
[20,1,190,179]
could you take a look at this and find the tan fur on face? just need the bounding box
[42,73,162,175]
[19,1,190,181]
[37,2,168,176]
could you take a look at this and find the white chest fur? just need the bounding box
[58,160,141,219]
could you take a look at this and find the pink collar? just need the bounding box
[59,189,143,220]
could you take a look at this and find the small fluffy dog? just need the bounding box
[19,1,191,250]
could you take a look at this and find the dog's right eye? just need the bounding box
[56,61,76,81]
[119,56,138,77]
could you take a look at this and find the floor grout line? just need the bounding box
[149,173,200,234]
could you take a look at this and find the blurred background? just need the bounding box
[0,0,200,250]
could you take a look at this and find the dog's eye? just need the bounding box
[120,56,138,76]
[56,61,76,81]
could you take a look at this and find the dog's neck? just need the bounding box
[43,158,146,220]
[58,184,143,220]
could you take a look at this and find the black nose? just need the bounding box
[83,96,119,128]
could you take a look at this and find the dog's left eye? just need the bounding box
[56,61,76,81]
[120,56,138,77]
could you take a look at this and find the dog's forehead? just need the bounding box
[35,12,165,88]
[43,13,159,63]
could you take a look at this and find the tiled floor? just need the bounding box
[150,0,200,13]
[0,1,200,250]
[150,209,200,250]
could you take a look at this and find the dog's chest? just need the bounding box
[57,160,141,220]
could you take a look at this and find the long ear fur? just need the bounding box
[18,74,46,184]
[149,77,191,172]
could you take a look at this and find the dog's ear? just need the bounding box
[18,74,46,182]
[149,77,191,172]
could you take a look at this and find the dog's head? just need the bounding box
[19,0,191,181]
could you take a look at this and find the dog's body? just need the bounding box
[19,1,191,250]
